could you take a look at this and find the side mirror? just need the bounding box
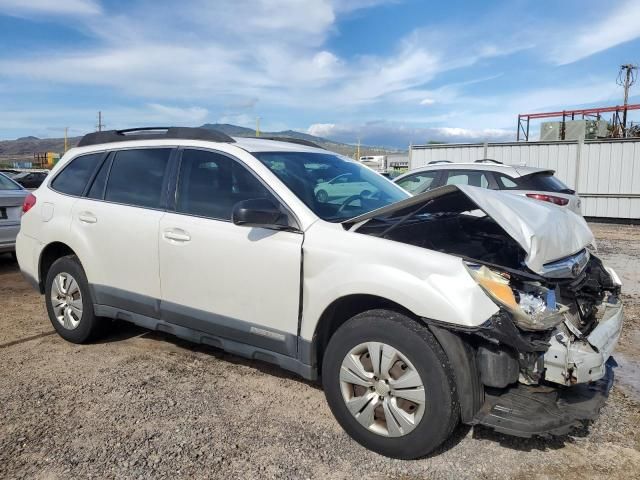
[232,198,290,229]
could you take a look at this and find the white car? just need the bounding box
[394,160,582,214]
[314,173,379,203]
[17,127,623,459]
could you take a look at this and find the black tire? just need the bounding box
[322,309,459,459]
[316,190,328,203]
[10,251,18,262]
[44,255,104,343]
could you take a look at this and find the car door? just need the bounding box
[70,148,173,317]
[158,148,303,355]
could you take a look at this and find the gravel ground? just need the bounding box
[1,223,639,480]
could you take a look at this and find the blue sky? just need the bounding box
[0,0,639,147]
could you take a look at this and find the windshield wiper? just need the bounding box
[374,200,435,238]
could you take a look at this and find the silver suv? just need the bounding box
[394,160,582,214]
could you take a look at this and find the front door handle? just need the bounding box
[163,228,191,242]
[78,212,97,224]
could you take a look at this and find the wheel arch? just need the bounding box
[38,242,79,293]
[310,294,483,424]
[311,294,416,377]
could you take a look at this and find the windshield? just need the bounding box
[254,152,409,221]
[0,173,21,190]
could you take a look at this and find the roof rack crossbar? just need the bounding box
[428,160,452,164]
[258,136,325,149]
[77,127,236,147]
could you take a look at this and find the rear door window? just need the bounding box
[51,153,104,196]
[176,149,275,220]
[104,148,172,209]
[396,171,439,194]
[444,170,489,188]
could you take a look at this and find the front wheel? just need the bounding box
[316,190,328,203]
[322,310,459,459]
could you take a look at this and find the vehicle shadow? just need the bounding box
[0,252,19,275]
[98,323,324,391]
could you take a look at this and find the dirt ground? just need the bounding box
[1,223,639,480]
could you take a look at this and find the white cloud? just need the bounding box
[0,0,101,16]
[420,98,435,106]
[551,0,640,64]
[307,123,336,137]
[307,121,513,147]
[146,104,209,124]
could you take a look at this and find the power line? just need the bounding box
[617,64,637,137]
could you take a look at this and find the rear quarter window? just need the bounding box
[51,153,105,196]
[501,172,573,193]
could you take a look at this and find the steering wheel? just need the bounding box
[336,194,364,216]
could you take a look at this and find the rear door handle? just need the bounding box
[163,228,191,242]
[78,212,97,224]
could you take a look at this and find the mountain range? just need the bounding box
[0,124,403,159]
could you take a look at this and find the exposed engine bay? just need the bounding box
[350,186,623,389]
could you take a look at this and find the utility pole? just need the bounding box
[356,138,361,161]
[617,64,637,137]
[96,111,105,132]
[255,117,261,137]
[64,127,68,153]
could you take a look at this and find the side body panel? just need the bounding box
[70,198,164,308]
[299,221,499,341]
[158,212,304,337]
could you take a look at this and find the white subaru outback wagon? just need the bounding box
[17,127,623,459]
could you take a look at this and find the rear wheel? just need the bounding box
[322,310,459,459]
[45,255,104,343]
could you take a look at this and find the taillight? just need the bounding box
[22,193,37,214]
[526,193,569,206]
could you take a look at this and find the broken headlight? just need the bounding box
[465,263,567,331]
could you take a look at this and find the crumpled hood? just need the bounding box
[345,184,594,275]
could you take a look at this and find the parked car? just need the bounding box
[314,173,379,203]
[17,127,623,459]
[0,168,21,177]
[12,170,49,189]
[394,160,582,214]
[0,172,28,256]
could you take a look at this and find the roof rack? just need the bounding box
[474,158,503,164]
[77,127,235,147]
[428,160,452,164]
[257,136,325,149]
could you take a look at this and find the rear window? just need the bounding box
[51,153,104,196]
[0,173,21,190]
[104,148,171,209]
[498,172,573,193]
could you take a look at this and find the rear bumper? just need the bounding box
[473,360,614,437]
[0,223,20,252]
[15,231,42,291]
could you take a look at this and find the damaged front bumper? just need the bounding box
[473,360,615,438]
[544,300,623,385]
